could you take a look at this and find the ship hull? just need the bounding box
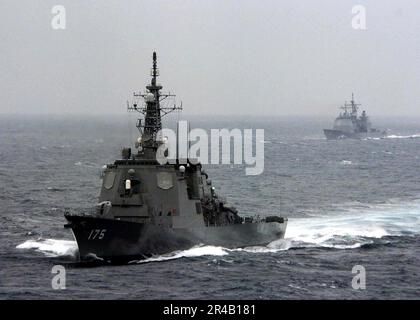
[65,215,287,263]
[323,129,386,140]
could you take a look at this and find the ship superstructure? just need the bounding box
[64,52,287,262]
[324,94,386,139]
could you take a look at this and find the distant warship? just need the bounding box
[64,52,287,263]
[323,94,387,140]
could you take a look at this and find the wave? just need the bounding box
[364,134,420,141]
[16,239,78,258]
[132,245,229,264]
[283,200,420,249]
[16,199,420,261]
[385,134,420,139]
[74,161,98,167]
[340,160,352,165]
[303,136,325,141]
[364,137,381,141]
[46,187,66,192]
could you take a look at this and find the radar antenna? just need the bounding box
[344,93,361,117]
[128,52,182,150]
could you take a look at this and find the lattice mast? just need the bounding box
[344,93,361,118]
[128,52,182,151]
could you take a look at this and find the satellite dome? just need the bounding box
[145,93,155,102]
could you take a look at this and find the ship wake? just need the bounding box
[385,134,420,139]
[132,245,229,264]
[249,198,420,252]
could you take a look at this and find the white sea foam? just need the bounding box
[16,239,78,257]
[364,134,420,140]
[363,137,381,141]
[284,200,420,249]
[74,161,97,167]
[134,245,228,264]
[385,134,420,139]
[284,216,388,249]
[230,239,292,254]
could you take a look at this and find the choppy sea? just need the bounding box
[1,114,420,299]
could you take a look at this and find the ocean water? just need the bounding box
[1,114,420,299]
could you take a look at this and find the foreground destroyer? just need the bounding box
[323,94,387,140]
[65,52,287,262]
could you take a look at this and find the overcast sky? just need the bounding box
[0,0,419,116]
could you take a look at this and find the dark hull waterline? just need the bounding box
[323,129,386,140]
[65,215,288,263]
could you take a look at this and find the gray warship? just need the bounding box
[64,52,287,263]
[323,94,387,140]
